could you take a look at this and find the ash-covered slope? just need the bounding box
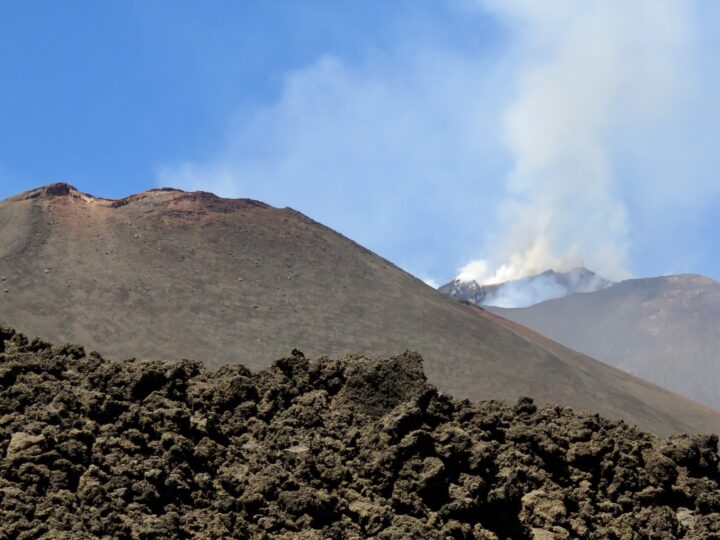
[439,268,613,308]
[2,327,720,539]
[1,183,719,435]
[491,275,720,410]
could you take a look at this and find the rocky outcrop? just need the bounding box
[1,325,719,539]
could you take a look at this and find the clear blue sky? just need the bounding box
[1,1,719,284]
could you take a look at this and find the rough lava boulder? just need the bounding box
[1,325,720,539]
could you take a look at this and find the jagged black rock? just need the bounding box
[1,325,719,539]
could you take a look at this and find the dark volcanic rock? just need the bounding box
[1,326,720,539]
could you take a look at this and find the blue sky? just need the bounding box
[1,1,719,284]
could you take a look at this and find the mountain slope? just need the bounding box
[1,183,719,434]
[491,275,720,409]
[439,267,613,308]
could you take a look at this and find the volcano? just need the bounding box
[0,183,718,434]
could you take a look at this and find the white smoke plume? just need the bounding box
[487,268,613,308]
[459,0,694,285]
[489,275,583,309]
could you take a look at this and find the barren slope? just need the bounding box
[491,275,720,409]
[1,183,719,434]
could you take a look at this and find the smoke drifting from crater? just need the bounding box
[459,0,694,285]
[156,1,711,284]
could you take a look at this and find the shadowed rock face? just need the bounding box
[1,183,720,435]
[2,327,720,539]
[490,275,720,410]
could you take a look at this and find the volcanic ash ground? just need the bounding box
[1,325,720,539]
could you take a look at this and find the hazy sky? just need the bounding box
[1,1,719,284]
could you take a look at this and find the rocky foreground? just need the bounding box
[1,326,720,539]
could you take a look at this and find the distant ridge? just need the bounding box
[490,274,720,409]
[1,183,719,434]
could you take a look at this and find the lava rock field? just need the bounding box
[1,325,719,539]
